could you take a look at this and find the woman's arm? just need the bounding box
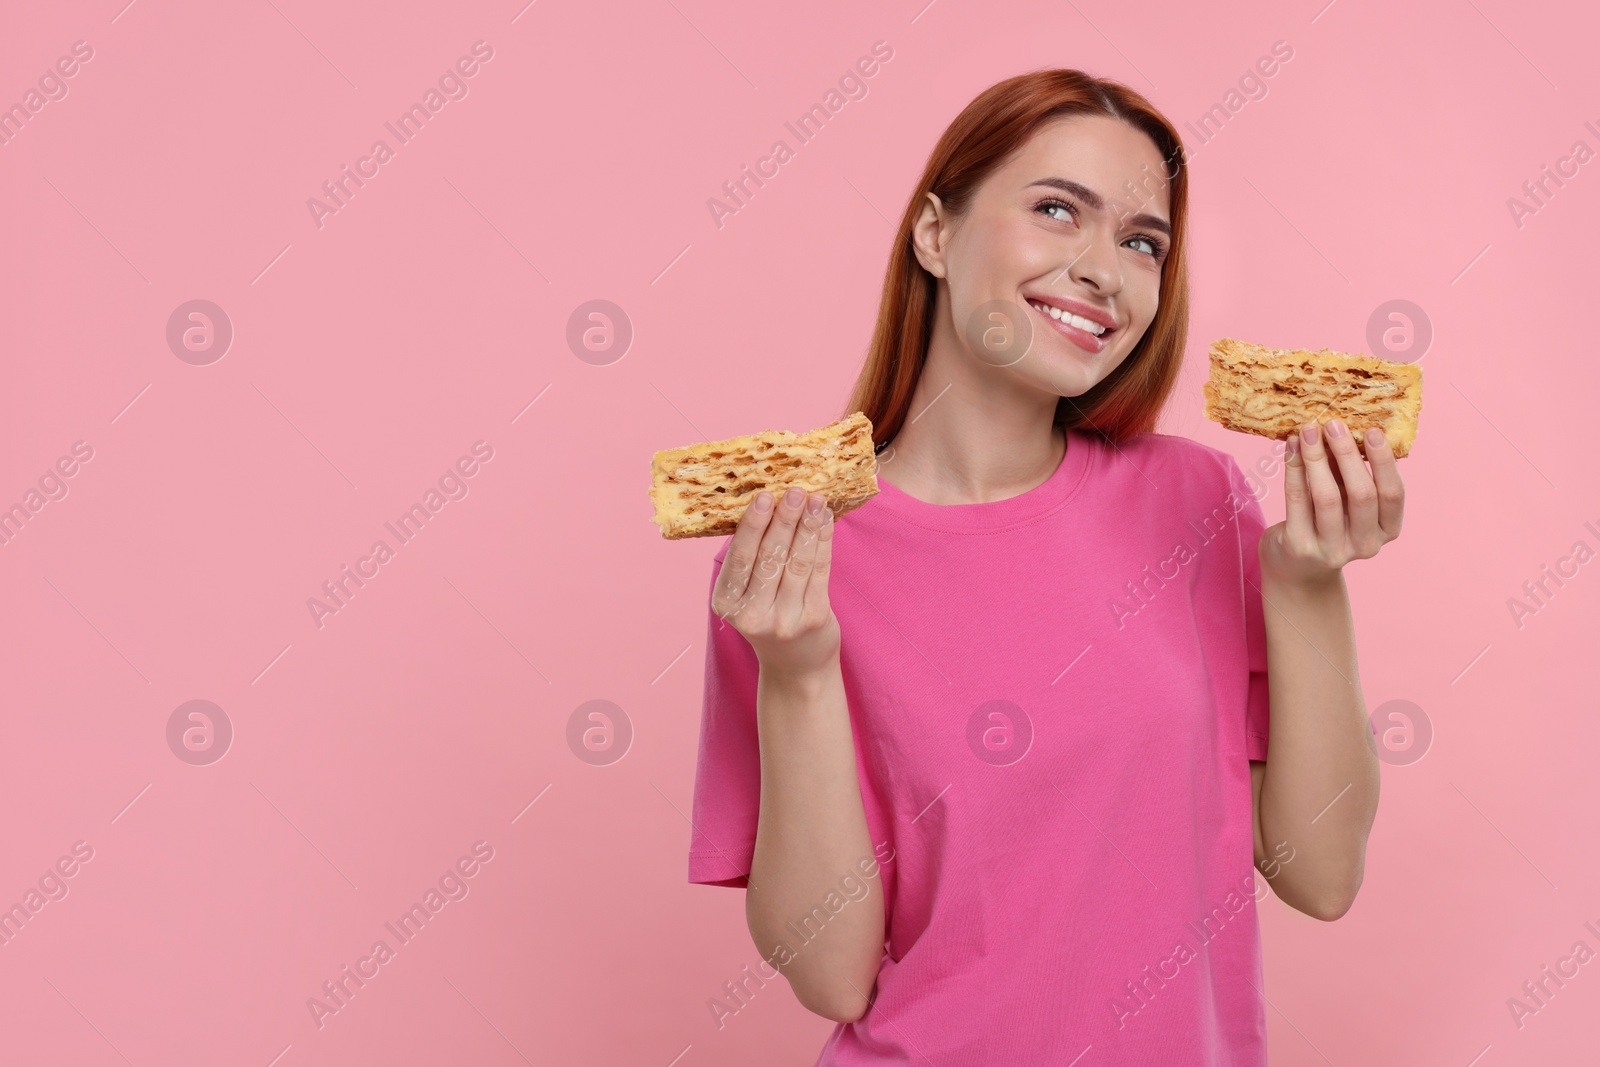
[747,662,885,1022]
[1251,570,1380,920]
[1250,417,1402,920]
[712,488,886,1022]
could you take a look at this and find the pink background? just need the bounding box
[2,0,1597,1063]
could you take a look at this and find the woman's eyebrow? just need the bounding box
[1026,177,1171,238]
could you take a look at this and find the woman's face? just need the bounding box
[915,113,1174,399]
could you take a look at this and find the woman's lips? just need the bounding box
[1026,299,1112,355]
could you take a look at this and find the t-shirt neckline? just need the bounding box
[868,426,1095,533]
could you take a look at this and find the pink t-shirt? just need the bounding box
[689,426,1273,1065]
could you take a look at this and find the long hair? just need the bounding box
[844,69,1190,451]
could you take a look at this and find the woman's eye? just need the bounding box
[1040,200,1074,222]
[1040,199,1163,258]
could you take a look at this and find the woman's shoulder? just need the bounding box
[1105,429,1242,489]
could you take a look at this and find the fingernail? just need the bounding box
[752,492,772,512]
[806,494,824,515]
[1301,422,1320,445]
[783,487,805,507]
[1286,433,1299,458]
[1366,427,1385,448]
[1325,418,1347,439]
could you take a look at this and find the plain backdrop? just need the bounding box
[1,0,1597,1063]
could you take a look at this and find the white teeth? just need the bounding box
[1028,300,1107,336]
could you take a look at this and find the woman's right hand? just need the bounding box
[711,487,840,678]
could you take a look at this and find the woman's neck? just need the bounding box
[876,340,1066,506]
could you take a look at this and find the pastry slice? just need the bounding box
[1203,338,1423,458]
[649,411,881,539]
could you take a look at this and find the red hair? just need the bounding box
[843,69,1190,451]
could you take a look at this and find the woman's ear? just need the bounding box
[909,192,949,279]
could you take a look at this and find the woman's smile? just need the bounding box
[1024,296,1117,354]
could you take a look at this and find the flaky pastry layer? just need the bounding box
[1203,338,1423,459]
[649,411,880,539]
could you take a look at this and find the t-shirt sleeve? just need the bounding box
[1228,458,1272,762]
[686,548,762,887]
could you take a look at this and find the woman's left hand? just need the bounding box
[1258,417,1406,587]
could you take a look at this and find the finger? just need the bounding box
[1323,451,1346,503]
[743,486,808,616]
[1362,426,1405,539]
[1297,421,1346,544]
[1322,418,1380,548]
[1282,432,1313,546]
[801,504,835,624]
[712,491,775,617]
[775,494,828,622]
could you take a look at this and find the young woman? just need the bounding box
[687,69,1398,1064]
